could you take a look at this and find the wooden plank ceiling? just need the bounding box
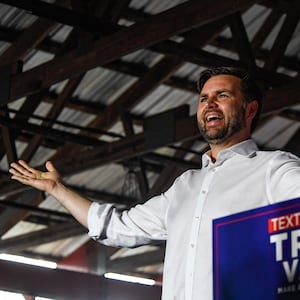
[0,0,299,295]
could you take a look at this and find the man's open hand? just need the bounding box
[9,160,61,193]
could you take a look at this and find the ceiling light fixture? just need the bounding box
[104,272,155,286]
[0,253,57,269]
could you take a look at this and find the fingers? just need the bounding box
[9,160,38,179]
[10,172,31,185]
[18,160,36,173]
[45,161,56,172]
[9,166,32,186]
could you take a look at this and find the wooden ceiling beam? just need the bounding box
[8,0,259,102]
[0,91,44,162]
[0,18,57,66]
[212,36,300,73]
[0,198,72,222]
[48,15,228,170]
[145,140,202,200]
[0,0,116,34]
[12,0,129,163]
[107,248,165,273]
[89,56,183,131]
[51,113,198,176]
[0,22,293,87]
[0,221,86,252]
[0,12,56,159]
[279,109,300,122]
[0,107,17,165]
[228,12,256,69]
[0,12,292,97]
[46,2,188,167]
[0,114,105,146]
[99,0,132,23]
[20,76,84,162]
[264,2,300,70]
[251,7,282,51]
[0,189,43,236]
[0,2,296,92]
[121,113,149,201]
[151,39,291,86]
[0,183,137,206]
[0,1,111,160]
[0,125,17,164]
[0,10,64,159]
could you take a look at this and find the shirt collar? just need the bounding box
[202,139,258,167]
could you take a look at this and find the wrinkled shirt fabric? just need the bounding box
[88,139,300,300]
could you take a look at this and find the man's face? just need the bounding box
[197,75,247,145]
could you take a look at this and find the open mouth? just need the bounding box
[205,113,223,124]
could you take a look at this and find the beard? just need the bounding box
[198,107,246,145]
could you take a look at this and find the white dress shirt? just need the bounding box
[88,139,300,300]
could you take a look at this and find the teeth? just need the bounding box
[206,114,220,121]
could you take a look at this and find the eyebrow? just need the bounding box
[200,89,233,97]
[216,89,232,94]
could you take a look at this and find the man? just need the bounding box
[9,67,300,299]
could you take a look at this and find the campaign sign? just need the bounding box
[213,197,300,300]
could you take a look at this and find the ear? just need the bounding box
[246,100,259,121]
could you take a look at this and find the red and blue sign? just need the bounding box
[213,197,300,300]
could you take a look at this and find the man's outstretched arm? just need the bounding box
[9,160,91,228]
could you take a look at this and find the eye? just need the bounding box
[219,93,229,98]
[199,96,207,103]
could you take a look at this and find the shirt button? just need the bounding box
[201,190,206,194]
[191,243,195,248]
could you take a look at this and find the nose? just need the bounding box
[206,96,218,108]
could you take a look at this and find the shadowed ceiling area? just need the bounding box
[0,0,299,299]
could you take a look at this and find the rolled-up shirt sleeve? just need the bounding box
[87,194,169,248]
[87,202,114,239]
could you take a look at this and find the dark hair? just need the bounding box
[197,66,263,132]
